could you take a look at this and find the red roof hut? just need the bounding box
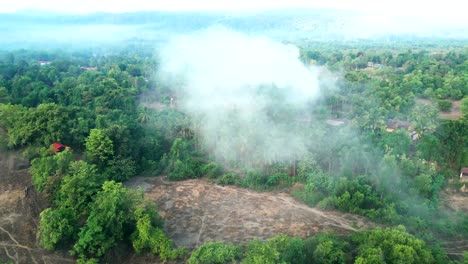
[52,142,66,153]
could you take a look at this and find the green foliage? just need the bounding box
[409,103,438,135]
[241,169,270,190]
[435,120,468,170]
[0,103,92,148]
[436,100,453,112]
[352,226,434,264]
[160,138,203,180]
[85,129,114,166]
[0,50,181,262]
[416,135,440,162]
[216,172,241,186]
[72,181,129,262]
[267,235,306,264]
[54,161,104,216]
[131,207,183,260]
[380,130,411,156]
[267,173,293,188]
[200,162,224,179]
[37,207,76,250]
[305,234,346,264]
[461,97,468,119]
[354,247,385,264]
[104,157,137,182]
[30,148,73,194]
[412,173,433,198]
[241,239,283,264]
[2,45,467,264]
[188,242,239,264]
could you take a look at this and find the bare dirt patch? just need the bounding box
[441,190,468,213]
[127,176,376,249]
[416,98,462,120]
[0,152,74,264]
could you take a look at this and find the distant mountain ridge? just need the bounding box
[0,9,466,49]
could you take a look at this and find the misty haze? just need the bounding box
[0,2,467,264]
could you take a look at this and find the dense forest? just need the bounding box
[0,38,467,264]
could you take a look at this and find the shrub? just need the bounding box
[201,162,224,179]
[266,173,293,188]
[241,169,269,190]
[216,173,240,186]
[104,157,137,182]
[188,242,239,264]
[241,240,281,264]
[437,100,452,112]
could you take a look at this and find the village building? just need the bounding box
[460,168,468,182]
[52,142,67,153]
[80,66,98,71]
[38,60,51,66]
[326,119,346,126]
[367,62,384,69]
[460,168,468,192]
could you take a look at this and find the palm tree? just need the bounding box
[137,107,151,124]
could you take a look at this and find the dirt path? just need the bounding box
[126,176,376,248]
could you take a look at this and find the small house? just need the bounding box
[460,168,468,192]
[374,63,384,69]
[460,168,468,182]
[326,119,345,127]
[410,131,419,141]
[38,60,51,66]
[52,142,67,153]
[80,66,98,71]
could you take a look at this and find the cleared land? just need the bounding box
[126,176,376,248]
[0,152,74,264]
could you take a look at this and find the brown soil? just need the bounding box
[439,191,468,258]
[416,98,462,120]
[0,150,375,264]
[126,176,376,249]
[440,190,468,213]
[0,152,75,264]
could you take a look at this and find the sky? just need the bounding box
[0,0,466,17]
[2,0,466,38]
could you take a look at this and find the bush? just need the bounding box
[437,100,452,112]
[241,240,281,264]
[305,234,347,264]
[267,235,306,264]
[352,226,434,264]
[201,162,224,179]
[169,159,194,180]
[131,207,184,260]
[161,138,204,181]
[241,169,269,190]
[266,173,293,188]
[104,157,137,182]
[37,207,76,250]
[188,242,239,264]
[216,173,240,186]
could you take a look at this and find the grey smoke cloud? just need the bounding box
[159,26,322,166]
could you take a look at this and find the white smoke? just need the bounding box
[159,26,322,166]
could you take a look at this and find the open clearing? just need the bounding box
[126,176,376,248]
[2,152,466,263]
[417,98,462,120]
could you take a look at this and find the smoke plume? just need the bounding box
[159,26,322,167]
